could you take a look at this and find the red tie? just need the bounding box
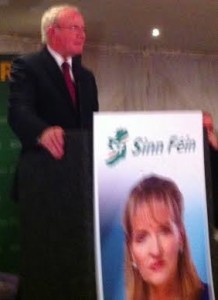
[61,61,76,105]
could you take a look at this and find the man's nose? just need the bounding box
[77,28,86,38]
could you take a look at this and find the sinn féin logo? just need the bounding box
[106,128,129,166]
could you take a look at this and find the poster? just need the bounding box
[94,111,214,300]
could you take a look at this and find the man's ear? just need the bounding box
[47,26,55,41]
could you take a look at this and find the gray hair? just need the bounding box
[41,4,80,43]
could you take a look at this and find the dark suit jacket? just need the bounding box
[7,49,99,295]
[8,47,99,149]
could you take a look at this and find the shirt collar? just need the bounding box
[47,45,72,69]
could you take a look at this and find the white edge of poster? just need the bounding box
[93,112,104,300]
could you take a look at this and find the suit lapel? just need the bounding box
[40,48,75,108]
[72,55,86,113]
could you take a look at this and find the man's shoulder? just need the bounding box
[13,48,47,66]
[73,55,92,73]
[80,64,94,77]
[77,65,95,84]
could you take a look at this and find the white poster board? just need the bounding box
[94,111,214,300]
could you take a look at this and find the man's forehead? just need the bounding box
[58,9,83,21]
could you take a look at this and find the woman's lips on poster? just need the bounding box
[149,260,165,271]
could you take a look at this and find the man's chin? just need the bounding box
[72,46,84,56]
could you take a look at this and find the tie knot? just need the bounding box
[62,61,70,72]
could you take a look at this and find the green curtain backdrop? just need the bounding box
[0,55,20,273]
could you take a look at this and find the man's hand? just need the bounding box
[39,126,65,159]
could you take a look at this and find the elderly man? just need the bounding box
[8,4,98,159]
[7,5,99,299]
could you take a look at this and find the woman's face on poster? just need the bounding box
[130,201,182,288]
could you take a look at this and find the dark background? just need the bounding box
[0,55,20,275]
